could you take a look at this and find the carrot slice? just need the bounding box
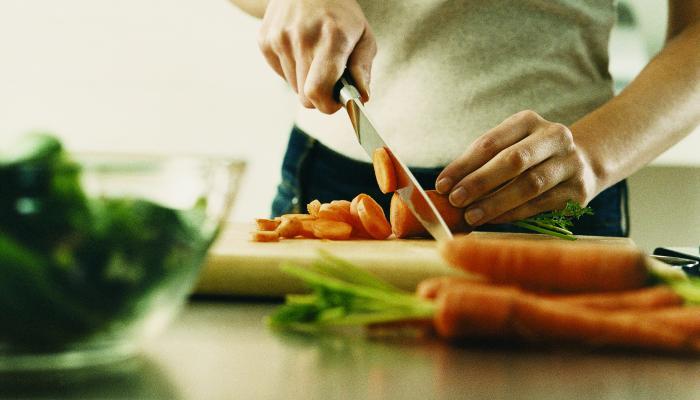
[276,217,303,238]
[251,230,279,242]
[298,219,316,238]
[312,219,353,240]
[372,147,397,194]
[357,196,392,240]
[390,190,469,238]
[307,200,321,217]
[280,213,316,221]
[318,203,353,225]
[350,194,372,238]
[439,235,648,293]
[255,218,280,231]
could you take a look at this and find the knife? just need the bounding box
[333,72,453,242]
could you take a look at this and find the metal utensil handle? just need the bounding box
[333,70,361,106]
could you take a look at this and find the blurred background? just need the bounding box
[0,0,697,251]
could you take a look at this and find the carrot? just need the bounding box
[298,219,316,238]
[356,195,392,240]
[318,202,353,225]
[312,219,353,240]
[350,194,372,238]
[280,213,316,221]
[627,307,700,338]
[440,235,648,293]
[251,230,280,242]
[276,217,303,238]
[550,286,683,310]
[255,218,280,231]
[390,190,469,238]
[307,200,321,217]
[372,147,397,194]
[434,284,699,352]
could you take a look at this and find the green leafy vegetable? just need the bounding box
[267,251,435,332]
[512,200,594,240]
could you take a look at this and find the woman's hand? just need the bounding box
[435,110,602,226]
[258,0,377,114]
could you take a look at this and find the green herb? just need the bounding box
[512,200,593,240]
[646,256,700,305]
[267,251,436,332]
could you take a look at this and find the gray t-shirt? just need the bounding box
[295,0,617,167]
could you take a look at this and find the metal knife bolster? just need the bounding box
[333,75,454,242]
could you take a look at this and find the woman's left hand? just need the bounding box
[435,110,601,226]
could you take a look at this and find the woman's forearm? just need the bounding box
[229,0,268,18]
[572,21,700,193]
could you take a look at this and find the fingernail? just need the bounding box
[465,208,484,225]
[449,187,467,207]
[436,178,452,194]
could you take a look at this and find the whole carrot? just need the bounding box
[434,284,699,352]
[550,286,683,310]
[440,235,648,293]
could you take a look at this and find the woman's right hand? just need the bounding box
[258,0,377,114]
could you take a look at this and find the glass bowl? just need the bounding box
[0,147,244,371]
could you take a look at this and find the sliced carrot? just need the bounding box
[350,194,372,239]
[318,202,353,225]
[251,230,279,242]
[433,283,698,352]
[440,235,648,293]
[357,196,392,240]
[298,219,316,238]
[390,190,469,238]
[307,200,322,217]
[372,147,397,194]
[255,218,280,231]
[280,213,316,221]
[276,217,303,238]
[312,219,353,240]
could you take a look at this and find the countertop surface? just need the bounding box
[2,299,700,400]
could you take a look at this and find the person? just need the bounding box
[230,0,699,237]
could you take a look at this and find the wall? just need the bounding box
[0,0,697,250]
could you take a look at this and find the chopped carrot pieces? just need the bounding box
[255,218,281,231]
[307,200,322,217]
[277,217,303,238]
[357,196,392,240]
[312,219,353,240]
[372,147,398,194]
[251,230,279,242]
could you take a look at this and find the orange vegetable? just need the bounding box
[307,200,322,217]
[298,219,316,238]
[276,217,303,238]
[312,219,353,240]
[372,147,397,194]
[318,202,353,225]
[255,218,280,231]
[251,230,279,242]
[418,277,682,311]
[390,190,469,238]
[349,194,372,239]
[280,213,316,221]
[440,235,648,293]
[433,283,699,352]
[356,195,392,240]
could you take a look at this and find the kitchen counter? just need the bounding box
[2,299,700,400]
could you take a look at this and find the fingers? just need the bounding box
[447,121,575,209]
[347,27,377,102]
[488,181,588,224]
[436,110,543,195]
[304,26,354,114]
[460,156,575,226]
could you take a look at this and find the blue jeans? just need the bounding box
[272,126,629,237]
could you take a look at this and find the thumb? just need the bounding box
[347,26,377,103]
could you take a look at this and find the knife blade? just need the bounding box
[334,73,453,242]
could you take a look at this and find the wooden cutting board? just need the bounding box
[194,223,637,297]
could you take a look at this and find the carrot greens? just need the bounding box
[267,251,436,331]
[512,200,593,240]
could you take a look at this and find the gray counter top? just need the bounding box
[2,300,700,399]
